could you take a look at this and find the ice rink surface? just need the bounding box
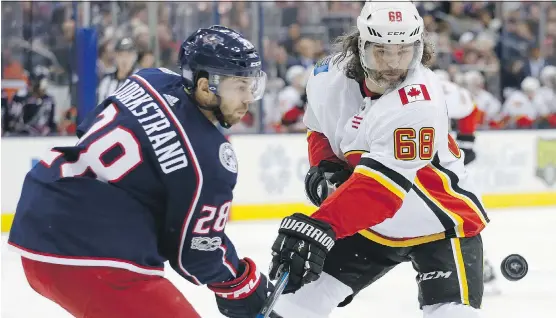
[2,207,556,318]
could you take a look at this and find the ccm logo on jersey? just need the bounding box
[398,84,431,105]
[417,270,452,283]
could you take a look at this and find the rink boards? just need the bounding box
[2,130,556,233]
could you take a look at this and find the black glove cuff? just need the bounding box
[317,160,347,173]
[456,133,475,143]
[462,148,476,165]
[278,213,336,252]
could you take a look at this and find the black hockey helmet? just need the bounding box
[178,25,266,128]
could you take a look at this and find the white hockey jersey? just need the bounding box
[277,86,306,131]
[470,89,502,124]
[501,90,539,120]
[439,79,475,120]
[304,55,488,245]
[536,86,556,116]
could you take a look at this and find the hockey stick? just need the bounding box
[257,266,290,318]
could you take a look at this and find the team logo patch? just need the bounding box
[202,34,224,49]
[191,236,222,251]
[219,142,238,173]
[398,84,431,105]
[536,138,556,187]
[313,55,332,75]
[163,94,179,107]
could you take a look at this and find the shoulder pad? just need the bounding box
[313,55,333,76]
[133,68,182,90]
[157,67,181,77]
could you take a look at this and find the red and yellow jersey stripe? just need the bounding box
[312,157,412,239]
[343,150,367,168]
[416,165,487,236]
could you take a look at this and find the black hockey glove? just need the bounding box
[269,213,336,294]
[305,161,352,206]
[208,257,275,318]
[457,134,476,165]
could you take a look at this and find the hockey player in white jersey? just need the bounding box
[433,69,478,164]
[463,71,501,129]
[267,2,488,318]
[501,77,542,129]
[277,65,310,132]
[537,65,556,128]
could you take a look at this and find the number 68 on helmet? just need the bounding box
[356,1,424,89]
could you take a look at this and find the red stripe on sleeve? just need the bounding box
[282,107,304,125]
[311,173,403,239]
[344,152,363,169]
[458,106,479,135]
[307,131,345,167]
[416,167,485,235]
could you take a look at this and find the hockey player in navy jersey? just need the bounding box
[8,25,274,318]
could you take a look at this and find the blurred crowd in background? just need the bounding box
[2,1,556,136]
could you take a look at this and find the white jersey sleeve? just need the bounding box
[303,60,328,133]
[502,91,537,119]
[303,100,321,133]
[537,86,556,115]
[442,81,474,119]
[303,54,365,158]
[533,92,550,117]
[478,90,502,121]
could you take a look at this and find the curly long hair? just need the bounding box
[332,28,435,82]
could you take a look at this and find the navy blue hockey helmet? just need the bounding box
[178,25,266,102]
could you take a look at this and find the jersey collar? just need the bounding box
[359,80,382,100]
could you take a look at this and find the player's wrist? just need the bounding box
[208,258,260,299]
[210,258,275,318]
[305,161,352,207]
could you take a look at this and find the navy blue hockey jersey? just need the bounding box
[8,68,241,285]
[4,90,56,136]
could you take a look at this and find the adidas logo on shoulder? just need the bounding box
[163,94,179,107]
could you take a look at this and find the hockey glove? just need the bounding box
[209,257,275,318]
[305,161,352,206]
[457,134,476,165]
[269,213,336,294]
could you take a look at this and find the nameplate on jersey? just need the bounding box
[398,84,431,105]
[313,55,332,75]
[110,79,188,174]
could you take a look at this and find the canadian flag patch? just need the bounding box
[398,84,431,105]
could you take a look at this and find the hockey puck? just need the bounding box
[500,254,528,281]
